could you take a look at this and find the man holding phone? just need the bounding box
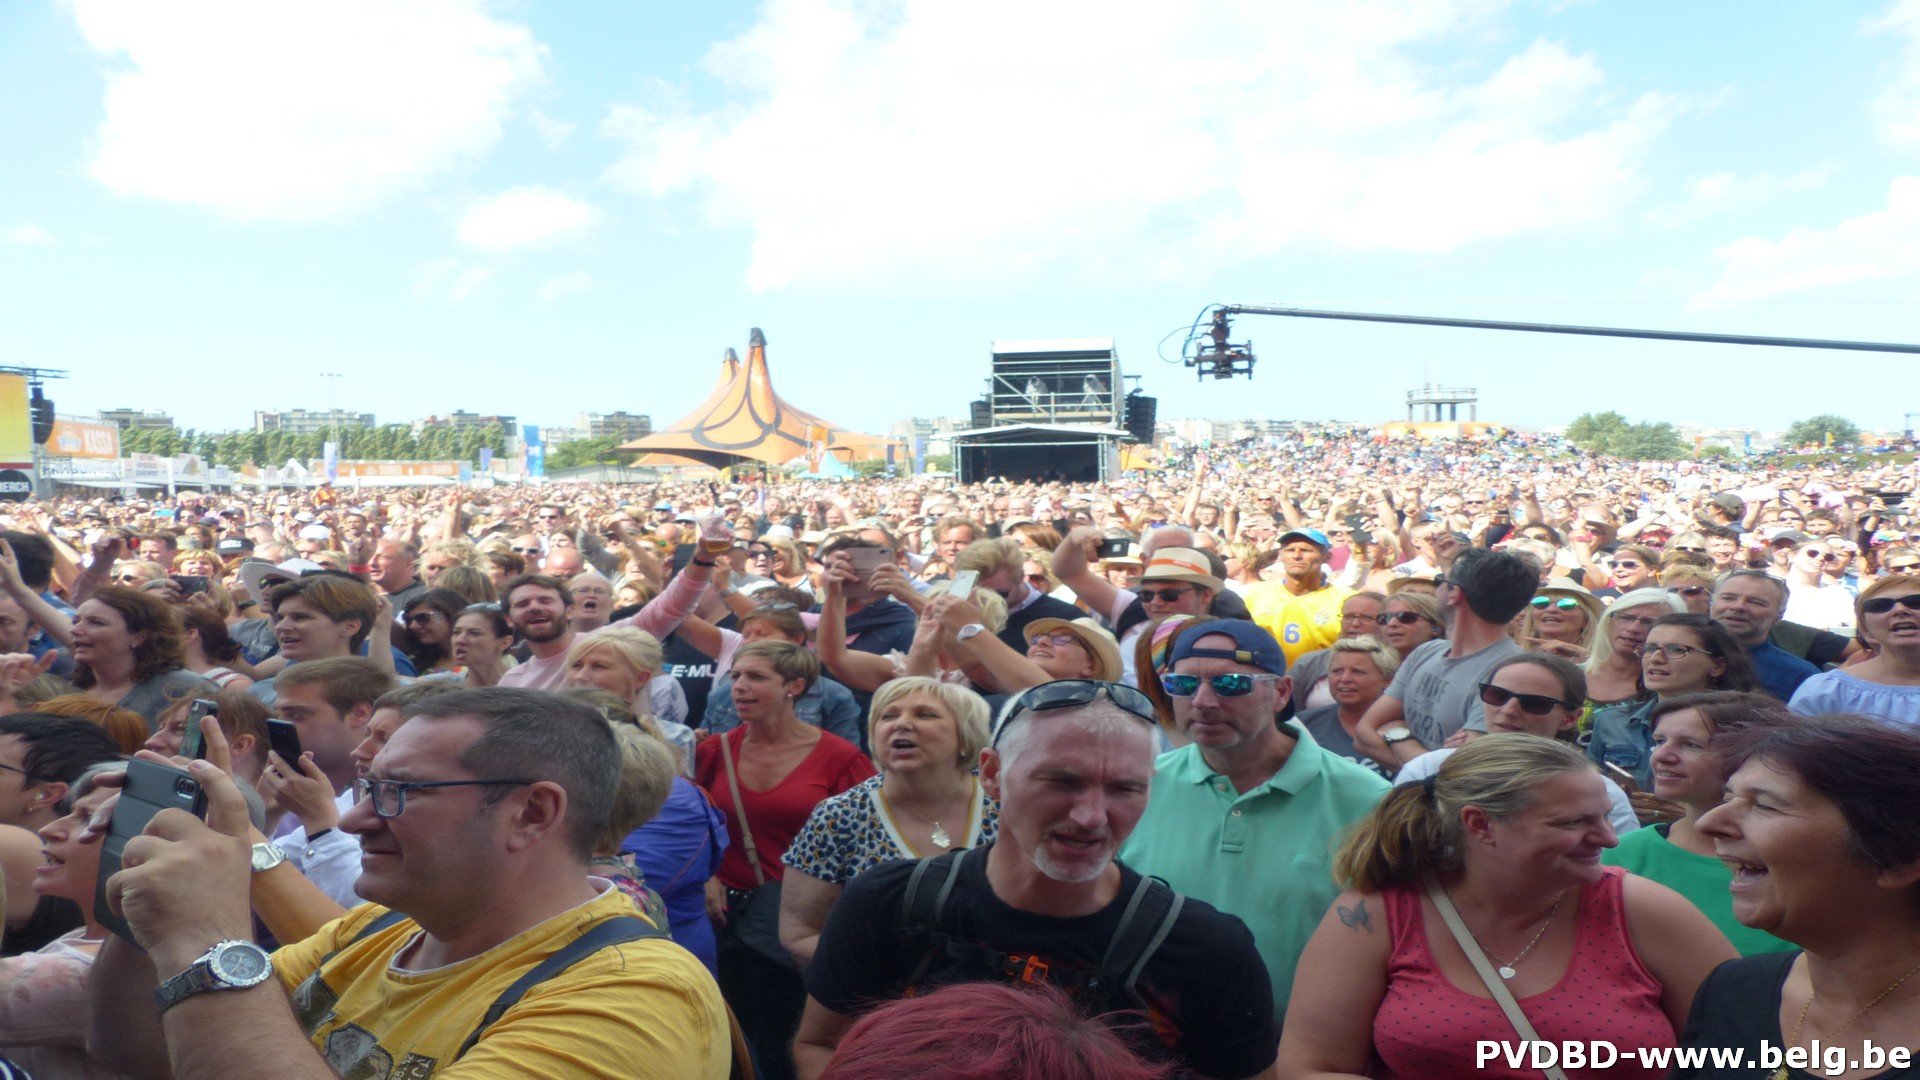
[87,689,732,1078]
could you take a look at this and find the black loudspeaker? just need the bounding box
[29,388,53,445]
[1124,393,1157,443]
[969,399,993,429]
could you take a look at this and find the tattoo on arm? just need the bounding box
[1336,900,1372,933]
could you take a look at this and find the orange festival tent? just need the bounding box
[623,329,902,469]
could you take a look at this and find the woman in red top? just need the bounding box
[1278,733,1735,1080]
[696,639,874,1080]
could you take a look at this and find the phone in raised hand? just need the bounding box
[947,570,979,598]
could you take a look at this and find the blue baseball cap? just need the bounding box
[1169,619,1288,675]
[1279,528,1330,550]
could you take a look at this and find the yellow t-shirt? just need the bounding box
[274,885,729,1079]
[1243,582,1353,666]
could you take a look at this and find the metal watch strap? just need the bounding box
[251,841,286,872]
[154,941,273,1012]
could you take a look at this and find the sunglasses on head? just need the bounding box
[1161,673,1282,698]
[1530,596,1579,610]
[1478,683,1572,716]
[1862,593,1920,615]
[990,679,1157,746]
[1375,611,1425,626]
[1139,586,1193,603]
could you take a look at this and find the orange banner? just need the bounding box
[45,419,121,459]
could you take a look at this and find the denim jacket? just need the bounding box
[1586,696,1659,789]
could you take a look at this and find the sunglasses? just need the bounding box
[991,680,1157,746]
[510,546,541,555]
[1530,596,1579,610]
[1478,683,1573,716]
[1672,546,1708,554]
[1666,586,1708,598]
[1884,563,1920,573]
[1643,642,1715,661]
[1862,593,1920,615]
[1375,611,1425,626]
[1611,560,1642,571]
[1139,586,1193,603]
[1161,673,1283,698]
[1029,632,1082,648]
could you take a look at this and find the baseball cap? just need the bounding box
[1279,528,1331,550]
[215,537,254,557]
[1169,619,1288,675]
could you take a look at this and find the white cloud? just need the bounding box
[535,271,593,301]
[1694,176,1920,305]
[602,0,1678,291]
[71,0,547,222]
[528,109,576,149]
[1645,165,1837,227]
[1869,0,1920,148]
[456,186,603,252]
[412,256,493,304]
[2,224,55,245]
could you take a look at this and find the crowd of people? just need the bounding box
[0,423,1912,1078]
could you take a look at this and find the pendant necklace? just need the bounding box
[1450,888,1563,980]
[879,782,971,853]
[1773,956,1920,1080]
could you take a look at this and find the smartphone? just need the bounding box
[170,574,210,596]
[947,570,979,598]
[670,544,696,575]
[1603,761,1640,793]
[95,759,208,943]
[844,546,890,579]
[266,718,303,765]
[181,698,219,760]
[1095,537,1131,559]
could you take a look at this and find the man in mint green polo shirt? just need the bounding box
[1120,619,1388,1024]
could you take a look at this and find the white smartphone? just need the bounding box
[947,570,979,597]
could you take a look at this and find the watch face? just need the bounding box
[213,944,271,984]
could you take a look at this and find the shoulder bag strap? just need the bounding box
[1422,875,1570,1080]
[718,731,766,887]
[456,916,670,1058]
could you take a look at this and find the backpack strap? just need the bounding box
[1092,875,1184,1006]
[456,915,671,1058]
[316,908,411,968]
[898,848,973,988]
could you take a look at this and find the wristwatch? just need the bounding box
[250,842,286,873]
[955,623,987,642]
[1380,726,1416,744]
[154,940,275,1011]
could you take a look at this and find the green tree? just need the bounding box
[1613,422,1687,461]
[1784,414,1861,449]
[1564,411,1628,453]
[548,436,628,470]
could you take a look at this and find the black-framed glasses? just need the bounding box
[1478,683,1573,716]
[1643,642,1715,662]
[1862,593,1920,615]
[990,680,1157,747]
[1884,562,1920,573]
[1530,596,1579,610]
[1161,673,1282,698]
[1376,612,1425,626]
[1139,586,1193,603]
[354,777,537,819]
[1672,545,1708,554]
[0,761,45,784]
[1611,560,1642,570]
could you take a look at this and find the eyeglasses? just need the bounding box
[1610,613,1661,628]
[1666,586,1708,598]
[1815,552,1846,563]
[404,611,445,624]
[1161,673,1283,698]
[1672,546,1708,554]
[990,680,1157,747]
[510,545,541,555]
[1642,642,1716,662]
[1530,596,1579,610]
[747,549,774,559]
[1477,683,1573,716]
[1376,611,1425,626]
[1029,632,1083,648]
[0,761,45,784]
[1611,560,1642,571]
[1138,586,1193,603]
[1884,563,1920,573]
[1862,593,1920,615]
[354,777,537,819]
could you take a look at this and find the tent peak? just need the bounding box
[749,327,766,347]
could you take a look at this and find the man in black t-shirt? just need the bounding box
[792,684,1279,1080]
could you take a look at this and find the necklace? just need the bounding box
[1448,888,1564,980]
[878,781,972,853]
[1774,957,1920,1080]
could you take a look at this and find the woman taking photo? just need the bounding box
[694,640,874,1080]
[1297,637,1399,769]
[1676,718,1920,1078]
[1788,572,1920,727]
[1602,692,1794,957]
[1279,734,1735,1080]
[1581,587,1685,724]
[779,677,997,967]
[1589,614,1756,791]
[449,602,514,687]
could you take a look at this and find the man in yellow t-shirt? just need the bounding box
[88,688,731,1080]
[1242,528,1352,666]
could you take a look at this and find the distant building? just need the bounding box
[98,408,175,431]
[414,410,517,433]
[255,408,376,434]
[581,411,652,441]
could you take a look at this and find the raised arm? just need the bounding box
[1051,527,1121,621]
[0,538,72,649]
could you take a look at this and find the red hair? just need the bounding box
[819,982,1173,1080]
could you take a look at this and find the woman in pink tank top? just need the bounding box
[1278,733,1737,1080]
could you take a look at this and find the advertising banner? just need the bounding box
[45,420,120,459]
[0,376,31,466]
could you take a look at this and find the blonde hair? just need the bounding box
[1328,636,1401,681]
[867,677,992,767]
[564,627,665,686]
[1333,734,1593,893]
[954,537,1023,579]
[596,723,679,855]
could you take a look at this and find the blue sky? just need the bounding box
[4,0,1920,438]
